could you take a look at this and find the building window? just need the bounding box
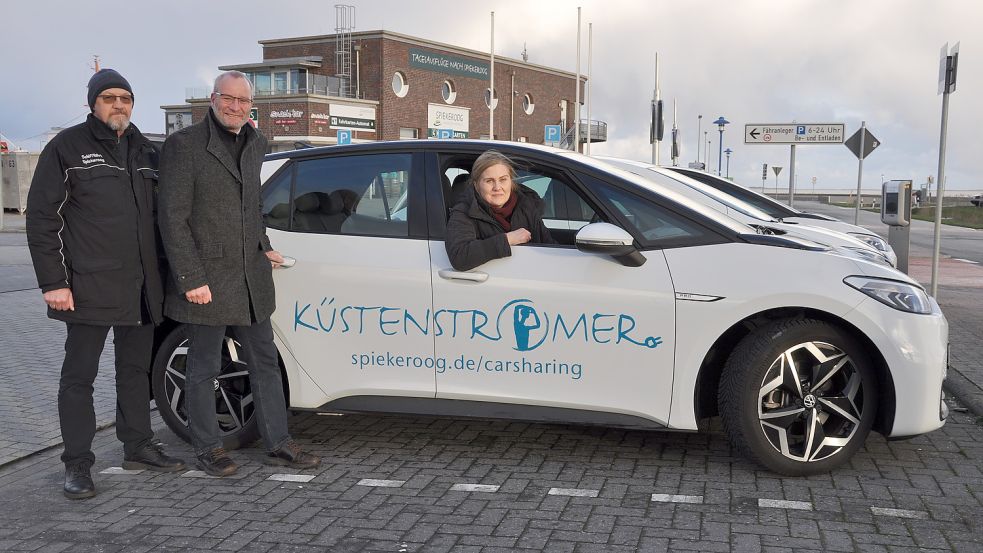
[518,136,528,143]
[399,127,419,140]
[484,88,498,109]
[522,93,535,115]
[392,72,409,98]
[441,80,457,104]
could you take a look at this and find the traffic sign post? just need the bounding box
[761,163,768,193]
[746,123,844,209]
[931,41,960,296]
[845,123,881,225]
[772,166,783,197]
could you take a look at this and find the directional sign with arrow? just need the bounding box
[745,123,844,145]
[844,128,880,160]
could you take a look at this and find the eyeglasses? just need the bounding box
[215,93,253,106]
[98,94,133,105]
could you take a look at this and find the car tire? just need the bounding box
[718,318,877,476]
[151,325,261,450]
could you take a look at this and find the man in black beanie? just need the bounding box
[26,68,186,499]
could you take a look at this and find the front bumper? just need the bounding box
[849,295,948,437]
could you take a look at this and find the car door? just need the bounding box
[428,154,680,426]
[262,151,437,403]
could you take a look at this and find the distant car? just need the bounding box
[599,158,895,267]
[666,167,898,265]
[149,140,948,476]
[972,194,982,207]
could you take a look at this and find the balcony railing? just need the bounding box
[185,74,349,101]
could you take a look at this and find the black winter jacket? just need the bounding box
[445,184,556,271]
[26,115,164,326]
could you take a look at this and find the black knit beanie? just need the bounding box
[87,69,133,110]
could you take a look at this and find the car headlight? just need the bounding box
[841,246,891,266]
[844,276,932,314]
[849,232,889,252]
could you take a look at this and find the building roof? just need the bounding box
[218,56,324,71]
[259,30,582,81]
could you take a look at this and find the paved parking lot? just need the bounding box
[2,213,983,552]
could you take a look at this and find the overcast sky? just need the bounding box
[1,0,979,192]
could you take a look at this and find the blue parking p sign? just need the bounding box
[796,125,806,135]
[337,129,352,145]
[436,128,454,139]
[544,125,561,144]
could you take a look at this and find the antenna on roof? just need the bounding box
[521,43,528,62]
[90,55,101,73]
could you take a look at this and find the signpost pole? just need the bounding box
[931,43,958,297]
[788,144,796,208]
[574,7,581,153]
[853,120,867,225]
[489,11,495,140]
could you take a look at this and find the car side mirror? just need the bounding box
[575,222,646,267]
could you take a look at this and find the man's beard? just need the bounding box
[107,113,130,132]
[212,106,246,132]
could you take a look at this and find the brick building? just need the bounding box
[162,30,605,152]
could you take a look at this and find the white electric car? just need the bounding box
[151,140,948,476]
[666,166,898,265]
[599,157,896,267]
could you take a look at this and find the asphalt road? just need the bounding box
[795,200,983,264]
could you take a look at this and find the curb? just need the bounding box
[943,367,983,418]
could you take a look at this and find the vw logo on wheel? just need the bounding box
[213,378,220,392]
[803,394,817,408]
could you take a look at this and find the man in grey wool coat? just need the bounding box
[158,70,319,476]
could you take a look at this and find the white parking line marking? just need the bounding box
[758,498,813,510]
[548,487,599,498]
[268,474,316,483]
[100,467,144,475]
[182,470,220,479]
[870,507,928,519]
[356,479,405,488]
[953,258,979,264]
[651,494,704,504]
[450,483,500,492]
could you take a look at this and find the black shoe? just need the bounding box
[196,448,238,477]
[122,443,187,472]
[64,463,96,500]
[265,441,320,469]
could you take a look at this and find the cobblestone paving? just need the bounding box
[0,409,981,553]
[0,231,118,467]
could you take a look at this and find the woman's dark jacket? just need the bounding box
[445,184,556,271]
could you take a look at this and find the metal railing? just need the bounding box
[558,119,607,150]
[185,74,348,100]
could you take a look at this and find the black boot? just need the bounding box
[122,443,187,472]
[64,463,96,499]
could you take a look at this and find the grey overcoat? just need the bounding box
[158,113,275,326]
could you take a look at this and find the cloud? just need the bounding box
[1,0,979,192]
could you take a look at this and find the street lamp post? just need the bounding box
[696,114,702,166]
[724,148,732,178]
[713,116,730,176]
[704,131,710,170]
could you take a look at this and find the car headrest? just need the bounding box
[294,193,321,213]
[450,173,471,205]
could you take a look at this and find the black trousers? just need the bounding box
[59,323,154,467]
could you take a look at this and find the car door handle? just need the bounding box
[278,256,297,269]
[438,269,488,283]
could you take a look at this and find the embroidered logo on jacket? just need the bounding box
[81,153,106,165]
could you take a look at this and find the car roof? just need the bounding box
[264,140,755,236]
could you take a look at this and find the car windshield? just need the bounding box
[596,157,779,222]
[669,168,802,219]
[559,152,756,236]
